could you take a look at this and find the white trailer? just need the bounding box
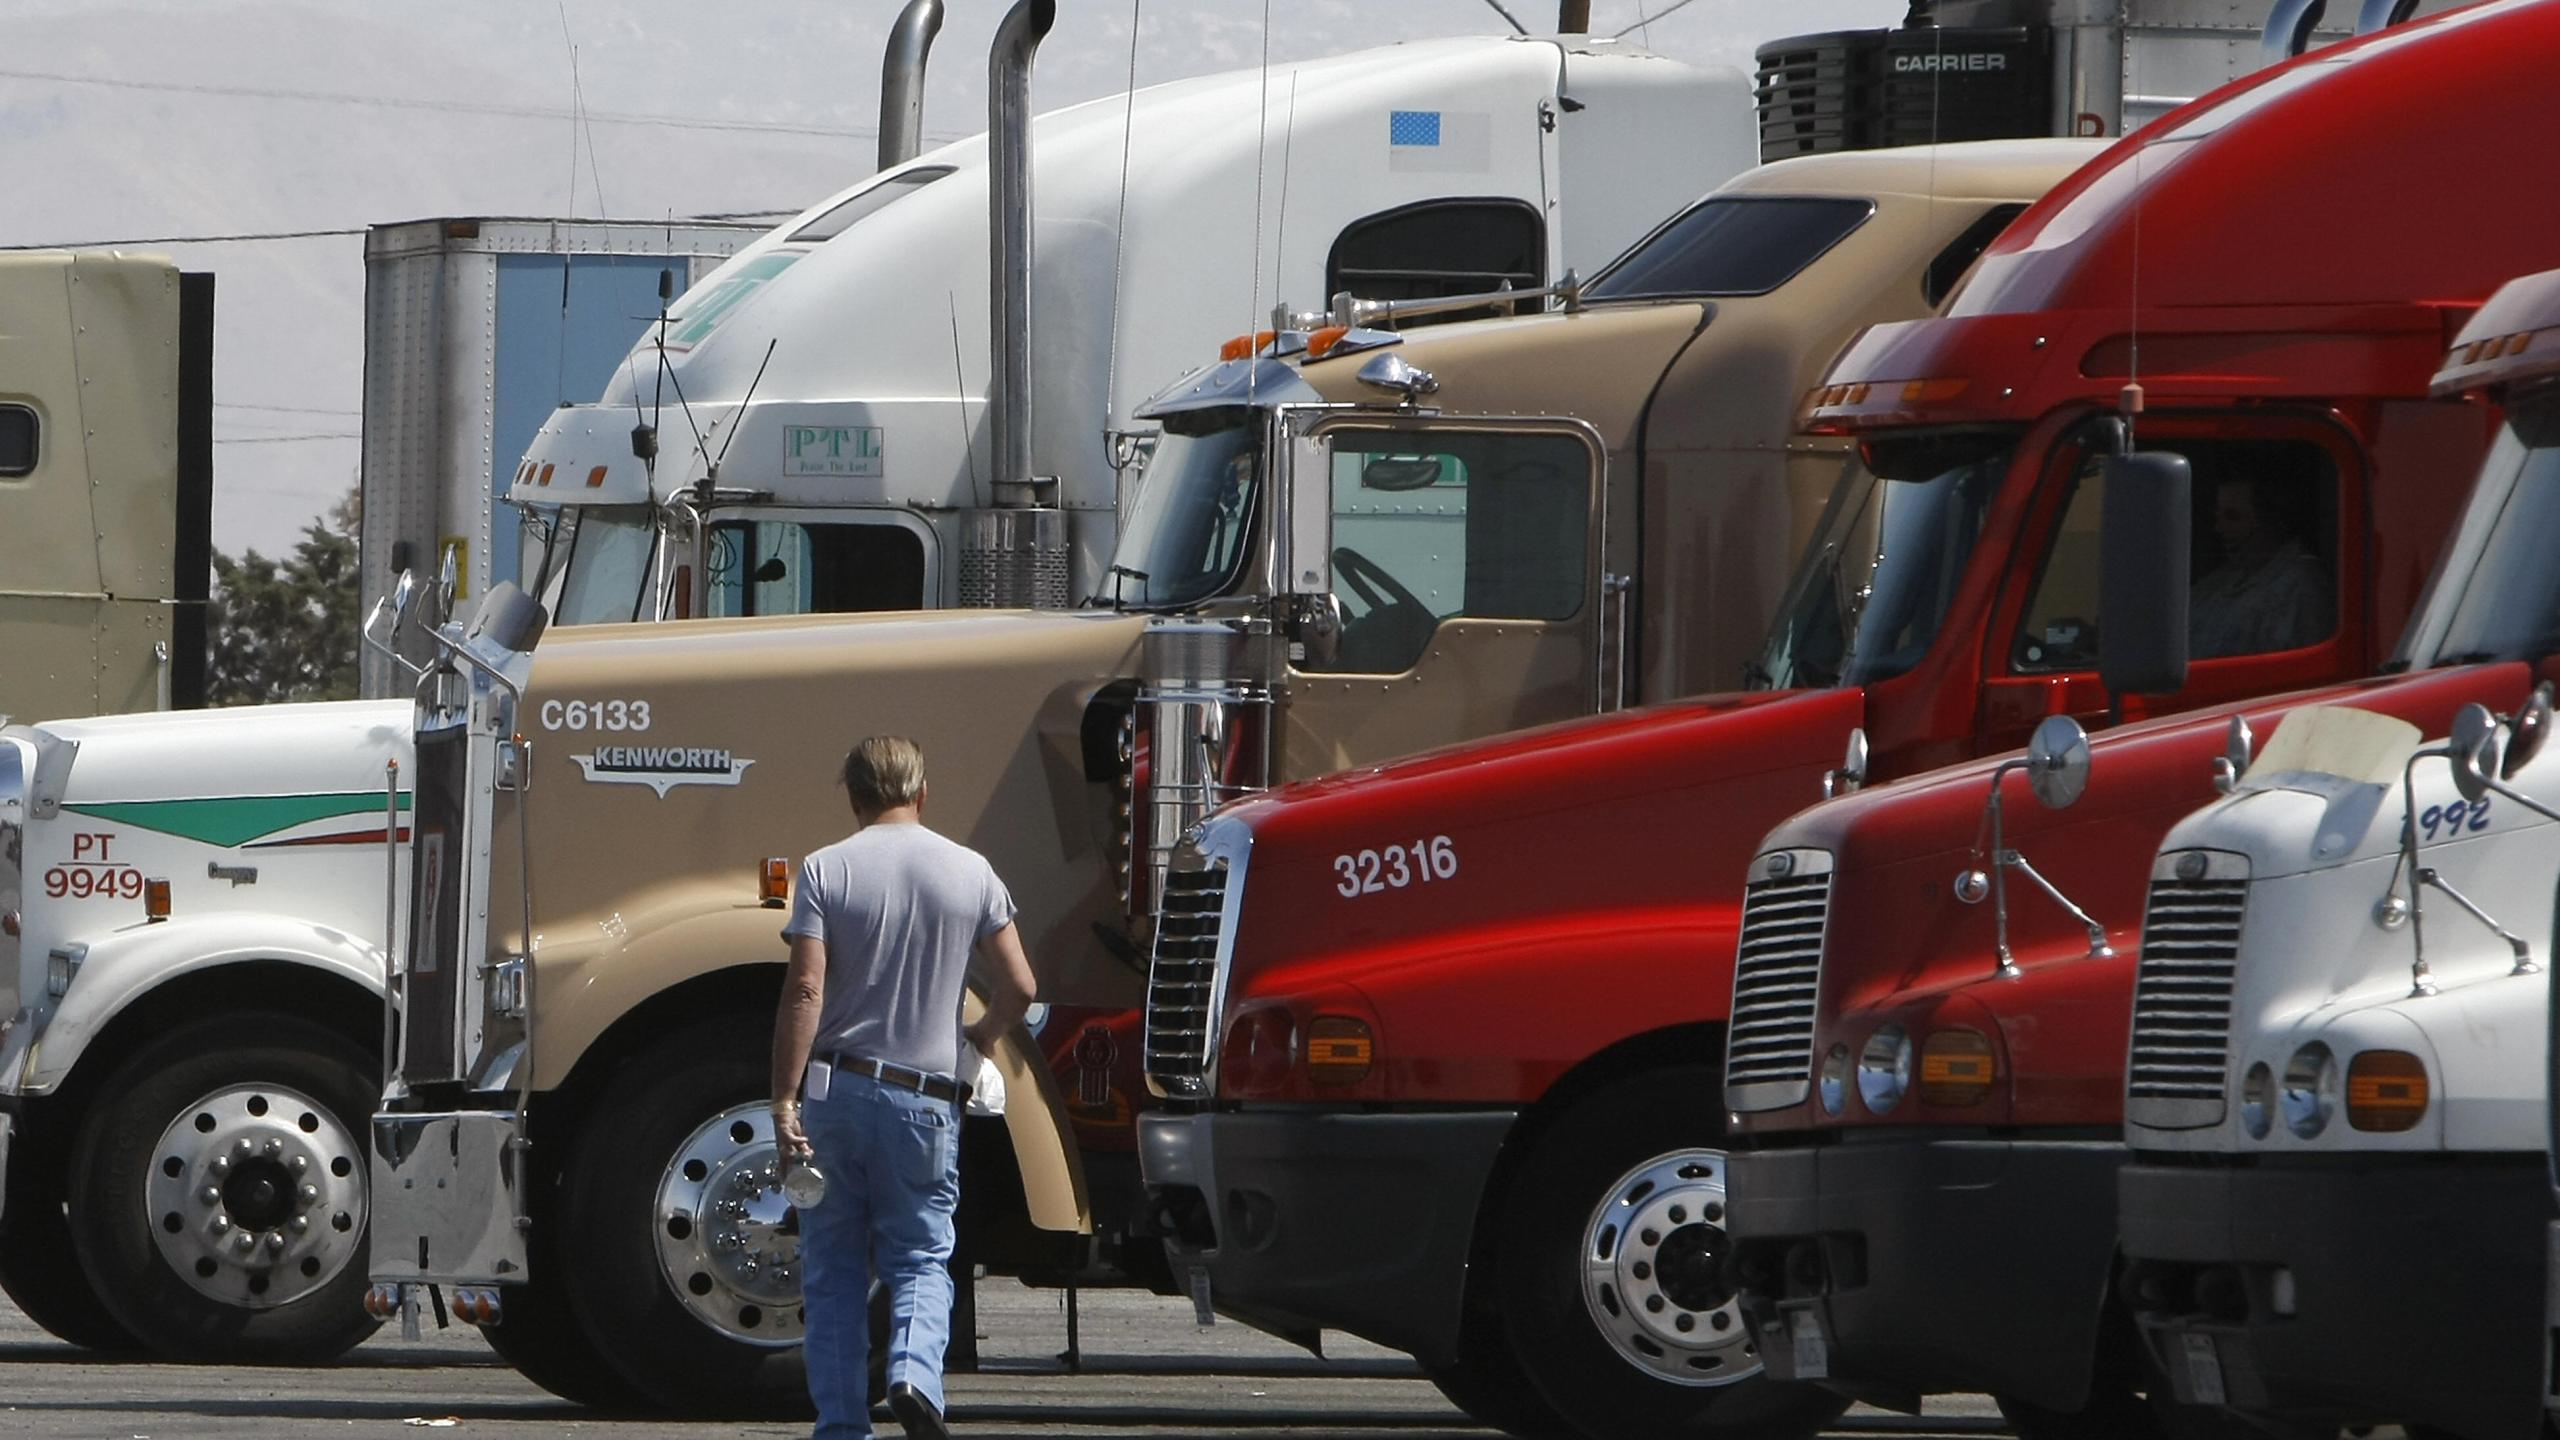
[355,217,763,692]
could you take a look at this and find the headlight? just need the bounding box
[2239,1061,2274,1139]
[1857,1024,1911,1114]
[1818,1043,1851,1115]
[2280,1042,2336,1139]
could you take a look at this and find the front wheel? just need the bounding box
[0,1179,138,1351]
[65,1014,379,1363]
[554,1018,815,1415]
[1495,1066,1846,1440]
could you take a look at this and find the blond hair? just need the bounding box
[841,735,926,814]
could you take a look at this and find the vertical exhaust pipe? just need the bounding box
[989,0,1055,505]
[878,0,945,172]
[960,0,1068,608]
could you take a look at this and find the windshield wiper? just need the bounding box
[1742,659,1776,690]
[1103,562,1152,610]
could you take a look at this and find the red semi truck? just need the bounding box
[1133,7,2545,1438]
[1716,5,2560,1435]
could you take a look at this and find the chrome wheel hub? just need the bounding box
[653,1102,805,1346]
[146,1083,365,1310]
[1580,1149,1756,1388]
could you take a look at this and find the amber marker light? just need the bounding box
[2345,1049,2429,1132]
[1918,1027,1997,1107]
[1306,325,1351,359]
[143,878,172,923]
[759,858,791,909]
[586,465,609,488]
[1304,1016,1374,1086]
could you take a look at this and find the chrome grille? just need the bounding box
[1725,850,1834,1111]
[2124,850,2250,1129]
[1142,857,1230,1098]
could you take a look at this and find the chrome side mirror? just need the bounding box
[1822,727,1870,800]
[2025,715,2092,810]
[1286,592,1343,669]
[2503,683,2552,780]
[363,569,428,678]
[1354,352,1438,404]
[2449,703,2502,806]
[2213,714,2254,795]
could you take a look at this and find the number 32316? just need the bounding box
[1335,836,1458,897]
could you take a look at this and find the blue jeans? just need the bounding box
[800,1071,961,1438]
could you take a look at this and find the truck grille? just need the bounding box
[2124,850,2250,1129]
[1725,850,1834,1111]
[1142,854,1232,1099]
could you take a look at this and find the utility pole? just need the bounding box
[1559,1,1590,32]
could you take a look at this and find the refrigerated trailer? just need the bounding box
[0,252,210,720]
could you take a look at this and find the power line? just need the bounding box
[0,66,968,144]
[0,227,364,251]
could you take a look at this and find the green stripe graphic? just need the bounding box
[67,791,414,848]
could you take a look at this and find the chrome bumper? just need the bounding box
[367,1110,530,1286]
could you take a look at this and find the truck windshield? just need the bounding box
[1104,409,1261,609]
[1751,437,2010,689]
[552,506,660,626]
[2400,397,2560,668]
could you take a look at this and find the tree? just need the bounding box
[206,488,360,706]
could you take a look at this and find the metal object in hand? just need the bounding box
[783,1158,828,1210]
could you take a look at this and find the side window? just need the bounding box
[2012,437,2339,673]
[708,521,926,618]
[1309,430,1589,675]
[1326,198,1544,326]
[0,405,36,478]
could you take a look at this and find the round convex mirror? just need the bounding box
[2448,703,2502,805]
[389,569,418,625]
[2503,683,2553,781]
[2225,714,2254,778]
[2026,714,2092,810]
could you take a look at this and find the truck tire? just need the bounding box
[1423,1237,1576,1437]
[0,1192,138,1351]
[65,1014,379,1363]
[478,1225,650,1410]
[553,1019,816,1415]
[1494,1066,1846,1440]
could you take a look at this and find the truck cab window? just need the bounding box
[706,520,926,617]
[1586,196,1874,300]
[1308,429,1589,675]
[552,507,659,626]
[1105,411,1261,610]
[0,405,35,477]
[2012,436,2339,672]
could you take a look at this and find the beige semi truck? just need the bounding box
[0,252,209,721]
[364,138,2099,1413]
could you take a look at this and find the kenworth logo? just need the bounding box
[572,745,756,797]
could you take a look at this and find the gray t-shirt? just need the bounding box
[782,822,1018,1079]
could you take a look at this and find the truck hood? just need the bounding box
[1293,303,1709,447]
[511,608,1151,1016]
[40,700,412,815]
[1214,686,1864,989]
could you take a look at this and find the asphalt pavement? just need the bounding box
[0,1279,2027,1438]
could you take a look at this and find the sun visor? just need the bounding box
[507,405,658,507]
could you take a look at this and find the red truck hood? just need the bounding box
[1742,663,2531,1133]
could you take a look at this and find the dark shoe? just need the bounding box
[887,1381,952,1440]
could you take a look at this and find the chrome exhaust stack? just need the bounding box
[964,0,1070,608]
[877,0,945,172]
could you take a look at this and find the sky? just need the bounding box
[1,0,1903,555]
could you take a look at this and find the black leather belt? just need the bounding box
[829,1053,969,1105]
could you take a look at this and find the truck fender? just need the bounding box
[14,913,383,1096]
[538,895,1091,1234]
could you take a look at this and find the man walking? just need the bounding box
[773,736,1038,1440]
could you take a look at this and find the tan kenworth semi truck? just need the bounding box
[364,138,2099,1413]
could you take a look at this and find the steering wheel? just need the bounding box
[1332,546,1428,617]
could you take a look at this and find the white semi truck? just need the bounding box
[2115,267,2560,1440]
[0,5,1756,1370]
